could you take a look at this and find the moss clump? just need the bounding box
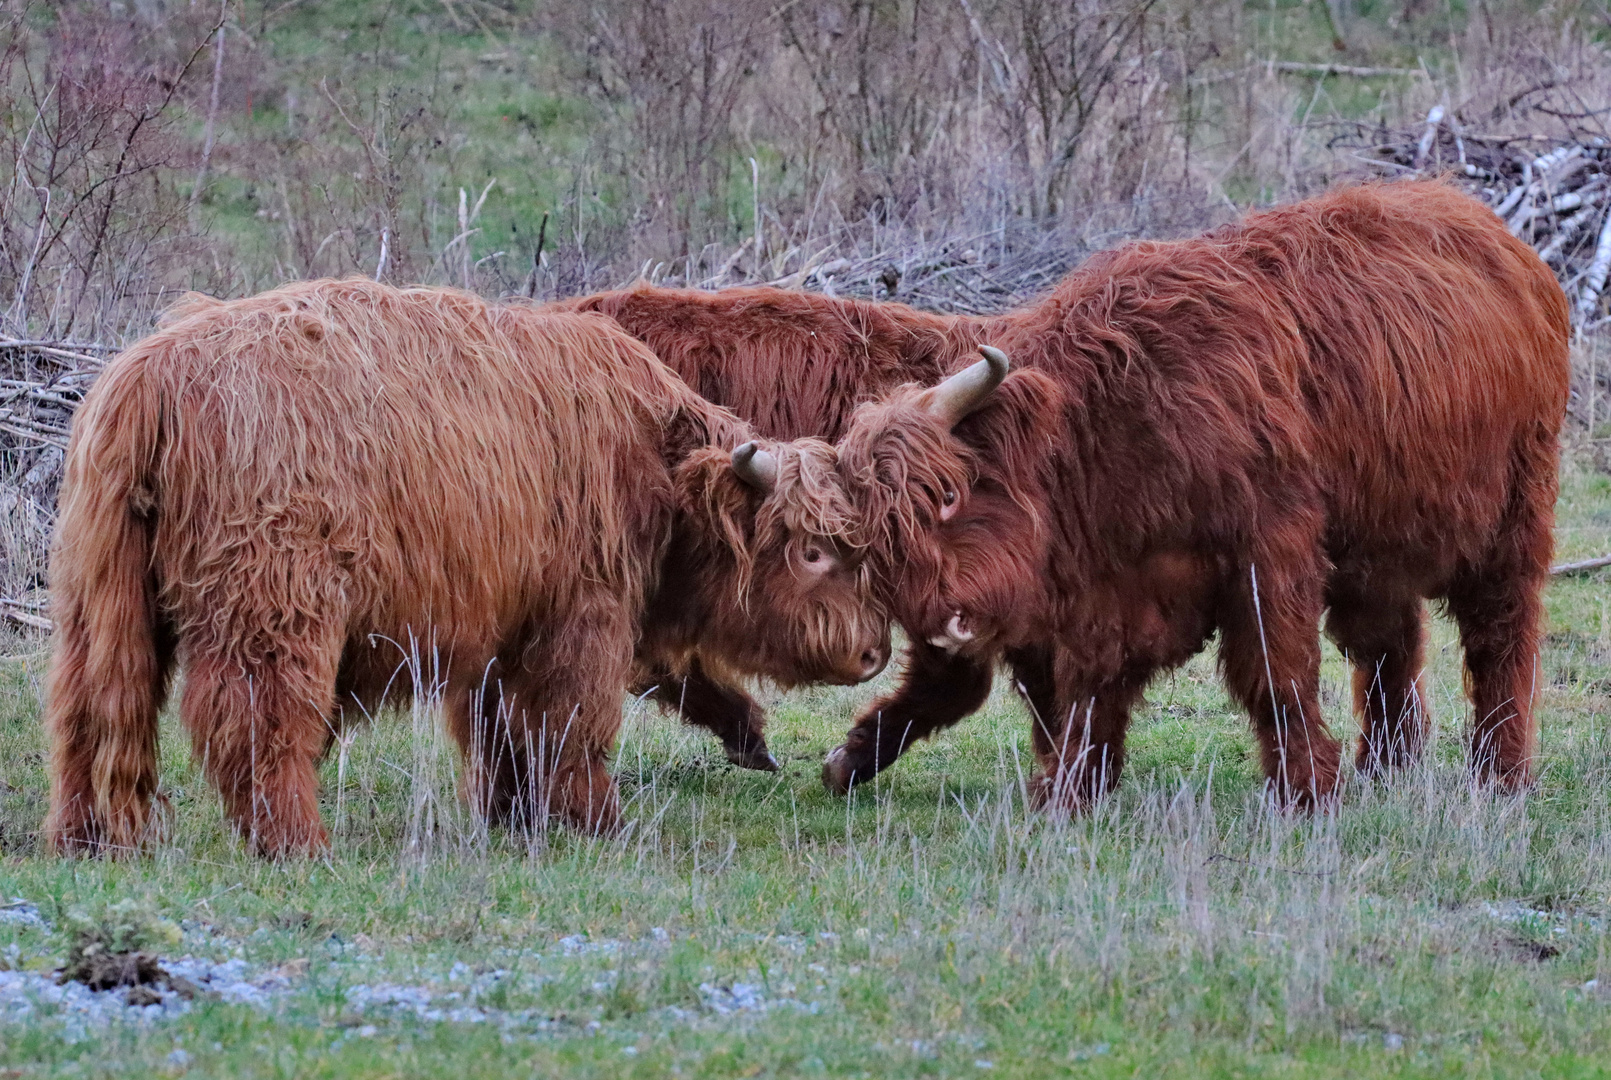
[58,898,181,990]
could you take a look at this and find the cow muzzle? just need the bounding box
[858,643,889,680]
[825,637,889,684]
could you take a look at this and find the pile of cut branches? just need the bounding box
[750,231,1092,317]
[0,338,109,451]
[1339,111,1611,333]
[649,189,1231,318]
[1,338,109,630]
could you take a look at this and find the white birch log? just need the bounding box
[1577,204,1611,328]
[1540,202,1605,264]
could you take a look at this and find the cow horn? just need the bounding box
[925,345,1010,427]
[731,441,779,493]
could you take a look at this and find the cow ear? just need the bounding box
[921,346,1009,429]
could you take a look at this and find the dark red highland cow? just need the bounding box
[45,279,888,857]
[558,285,960,768]
[825,181,1569,807]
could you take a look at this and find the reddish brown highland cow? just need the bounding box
[558,285,961,768]
[824,181,1570,808]
[44,279,888,858]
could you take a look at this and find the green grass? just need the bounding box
[2,465,1611,1077]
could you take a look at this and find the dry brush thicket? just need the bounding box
[3,0,1611,628]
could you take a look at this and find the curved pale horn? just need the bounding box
[731,441,779,492]
[924,345,1010,427]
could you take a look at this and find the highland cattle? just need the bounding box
[825,181,1570,808]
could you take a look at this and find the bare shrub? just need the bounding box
[960,0,1160,218]
[0,2,219,342]
[548,1,771,261]
[245,82,455,286]
[773,1,981,221]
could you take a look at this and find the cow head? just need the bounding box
[652,436,890,687]
[835,346,1059,658]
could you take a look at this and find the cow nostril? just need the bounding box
[859,649,883,674]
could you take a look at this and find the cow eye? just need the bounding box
[803,547,823,564]
[942,487,957,506]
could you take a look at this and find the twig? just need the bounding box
[1540,203,1604,264]
[523,211,549,298]
[1415,104,1446,167]
[1577,201,1611,328]
[374,228,389,282]
[1272,61,1421,78]
[1551,554,1611,575]
[6,186,51,333]
[1536,105,1611,121]
[0,604,50,632]
[189,8,227,218]
[0,339,110,367]
[750,157,763,278]
[0,338,117,353]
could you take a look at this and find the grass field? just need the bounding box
[0,462,1609,1078]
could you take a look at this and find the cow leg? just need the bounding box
[1004,643,1056,733]
[476,594,635,834]
[638,660,778,771]
[446,658,531,829]
[1444,488,1552,791]
[1324,581,1429,776]
[1216,546,1342,810]
[1028,663,1150,813]
[181,629,342,858]
[822,641,993,793]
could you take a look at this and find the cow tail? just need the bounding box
[44,356,170,855]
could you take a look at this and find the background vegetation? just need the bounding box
[3,0,1610,325]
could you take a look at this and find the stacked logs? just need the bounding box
[1343,112,1611,333]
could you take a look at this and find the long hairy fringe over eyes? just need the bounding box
[839,368,1063,598]
[674,437,862,605]
[839,396,974,585]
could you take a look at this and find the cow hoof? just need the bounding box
[726,744,781,772]
[821,746,858,795]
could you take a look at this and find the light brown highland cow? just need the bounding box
[44,279,887,858]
